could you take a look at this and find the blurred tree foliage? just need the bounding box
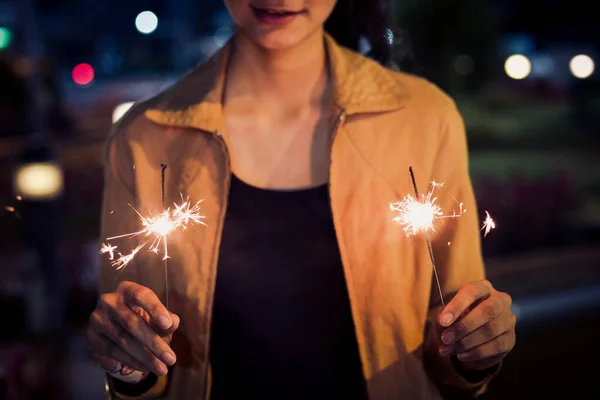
[391,0,500,94]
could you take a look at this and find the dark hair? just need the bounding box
[324,0,396,66]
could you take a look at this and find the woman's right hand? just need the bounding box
[87,281,179,376]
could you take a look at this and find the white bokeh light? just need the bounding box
[113,102,135,123]
[14,162,64,200]
[135,11,158,34]
[570,54,594,79]
[505,54,531,80]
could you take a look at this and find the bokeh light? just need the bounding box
[112,102,135,123]
[0,27,12,50]
[504,54,531,80]
[135,11,158,34]
[14,162,64,200]
[569,54,594,79]
[72,63,95,86]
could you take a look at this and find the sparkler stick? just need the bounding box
[161,164,169,309]
[409,167,446,307]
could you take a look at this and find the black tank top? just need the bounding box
[210,174,367,399]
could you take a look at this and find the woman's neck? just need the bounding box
[226,29,328,107]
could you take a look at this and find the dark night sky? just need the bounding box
[31,0,596,38]
[2,0,596,72]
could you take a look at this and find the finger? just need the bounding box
[105,346,150,374]
[106,301,176,368]
[458,353,506,371]
[91,309,171,375]
[440,311,516,356]
[439,280,492,327]
[119,282,172,330]
[87,329,149,373]
[149,312,180,338]
[168,312,180,334]
[87,327,120,371]
[456,331,515,363]
[456,312,516,351]
[441,295,511,345]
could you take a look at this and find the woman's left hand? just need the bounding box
[437,280,516,371]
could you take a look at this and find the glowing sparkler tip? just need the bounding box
[481,210,496,237]
[391,178,465,237]
[390,192,443,236]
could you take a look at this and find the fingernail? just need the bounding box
[440,313,453,327]
[172,314,180,326]
[158,315,172,329]
[104,360,120,372]
[439,346,453,356]
[156,363,168,375]
[457,352,469,361]
[441,331,455,344]
[162,352,176,365]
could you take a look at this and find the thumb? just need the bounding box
[165,312,180,335]
[150,312,180,338]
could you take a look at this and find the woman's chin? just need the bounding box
[243,28,315,52]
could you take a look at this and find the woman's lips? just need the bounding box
[251,6,302,25]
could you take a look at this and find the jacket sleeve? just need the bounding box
[421,101,499,397]
[99,127,169,400]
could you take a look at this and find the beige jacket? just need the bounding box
[100,35,494,399]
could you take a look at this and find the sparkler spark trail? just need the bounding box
[481,210,496,237]
[105,196,206,270]
[100,243,117,260]
[111,245,143,271]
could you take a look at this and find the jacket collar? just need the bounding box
[145,34,411,133]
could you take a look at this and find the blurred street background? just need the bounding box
[0,0,599,399]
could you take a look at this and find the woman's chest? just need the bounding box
[222,107,334,189]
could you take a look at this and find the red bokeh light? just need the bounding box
[72,63,95,86]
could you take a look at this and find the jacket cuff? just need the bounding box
[105,373,168,400]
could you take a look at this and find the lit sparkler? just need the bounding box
[100,164,206,309]
[390,167,466,307]
[481,210,496,237]
[105,196,205,267]
[390,182,465,237]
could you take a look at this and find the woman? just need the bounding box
[87,1,516,399]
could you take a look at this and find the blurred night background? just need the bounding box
[0,0,599,399]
